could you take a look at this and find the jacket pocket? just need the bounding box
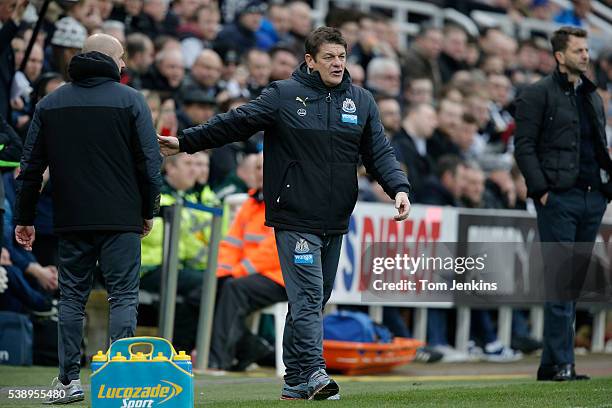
[275,160,327,221]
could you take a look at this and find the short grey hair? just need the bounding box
[366,57,400,79]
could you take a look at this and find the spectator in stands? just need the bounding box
[50,17,88,81]
[465,91,494,144]
[376,96,401,140]
[12,43,45,133]
[555,0,591,28]
[122,33,154,89]
[177,89,217,131]
[269,46,299,81]
[438,24,468,83]
[66,0,103,33]
[140,153,215,352]
[180,4,220,67]
[245,48,272,98]
[482,159,517,209]
[215,152,260,202]
[346,62,365,88]
[453,112,483,161]
[401,24,443,93]
[0,0,33,122]
[325,8,361,53]
[403,77,434,106]
[287,1,313,55]
[191,151,216,205]
[209,155,287,371]
[258,3,292,49]
[141,48,185,99]
[102,20,126,45]
[96,0,114,20]
[488,73,515,146]
[392,103,438,202]
[215,0,267,57]
[461,161,486,208]
[24,44,44,85]
[366,57,401,99]
[428,99,464,161]
[134,0,179,39]
[180,49,224,99]
[173,0,200,28]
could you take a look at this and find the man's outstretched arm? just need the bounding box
[159,84,279,156]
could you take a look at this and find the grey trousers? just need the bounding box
[57,231,141,382]
[274,230,342,385]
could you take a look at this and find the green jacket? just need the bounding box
[140,181,220,274]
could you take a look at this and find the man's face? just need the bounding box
[305,43,346,88]
[378,99,401,135]
[463,167,485,204]
[143,0,168,22]
[248,52,272,86]
[111,43,126,73]
[198,10,219,40]
[270,50,298,81]
[289,2,311,36]
[438,100,463,136]
[185,103,215,125]
[412,105,438,138]
[25,45,44,81]
[488,75,511,106]
[269,6,290,35]
[192,54,222,87]
[134,40,154,72]
[0,0,17,22]
[418,29,443,60]
[444,29,467,61]
[159,53,184,88]
[405,78,433,104]
[240,12,262,32]
[166,154,197,191]
[370,67,401,97]
[556,35,589,76]
[192,152,210,185]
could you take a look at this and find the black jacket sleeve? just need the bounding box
[14,107,47,226]
[0,114,23,166]
[132,92,162,219]
[514,84,549,199]
[359,92,411,199]
[179,84,279,153]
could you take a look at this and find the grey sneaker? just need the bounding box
[306,369,340,400]
[281,381,340,400]
[43,377,84,405]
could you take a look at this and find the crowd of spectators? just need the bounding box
[1,0,611,365]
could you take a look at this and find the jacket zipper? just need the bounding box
[325,92,332,236]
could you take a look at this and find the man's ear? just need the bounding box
[554,51,564,66]
[305,53,315,69]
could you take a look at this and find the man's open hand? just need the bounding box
[158,135,180,156]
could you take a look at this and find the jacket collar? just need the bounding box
[552,68,596,94]
[291,62,351,92]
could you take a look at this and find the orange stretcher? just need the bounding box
[323,337,423,375]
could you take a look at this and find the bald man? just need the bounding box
[14,33,162,404]
[180,49,223,99]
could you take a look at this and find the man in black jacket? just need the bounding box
[159,27,410,400]
[514,26,612,382]
[14,34,162,404]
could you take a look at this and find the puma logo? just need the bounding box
[296,96,309,107]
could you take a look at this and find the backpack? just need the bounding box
[323,311,393,343]
[0,311,33,365]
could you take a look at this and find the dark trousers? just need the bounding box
[535,188,607,367]
[57,231,140,382]
[274,230,342,385]
[210,274,287,369]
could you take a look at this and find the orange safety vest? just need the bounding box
[216,190,284,287]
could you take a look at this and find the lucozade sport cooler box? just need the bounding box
[91,337,194,408]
